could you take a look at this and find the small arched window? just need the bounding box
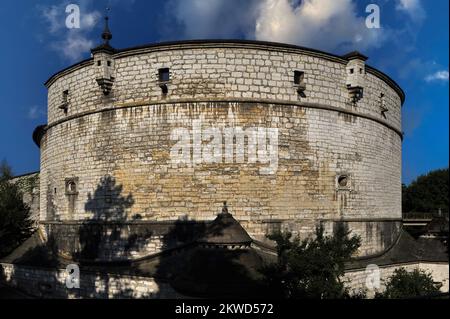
[65,178,79,195]
[68,181,76,192]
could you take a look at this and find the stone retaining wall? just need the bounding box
[2,261,447,299]
[0,263,183,299]
[344,262,449,298]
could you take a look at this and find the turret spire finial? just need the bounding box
[91,7,115,55]
[101,8,112,44]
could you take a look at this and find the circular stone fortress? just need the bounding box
[33,22,404,261]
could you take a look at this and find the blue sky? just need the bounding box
[0,0,448,184]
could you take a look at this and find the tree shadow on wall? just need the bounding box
[74,175,140,261]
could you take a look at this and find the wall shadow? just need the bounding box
[151,208,271,298]
[75,175,134,261]
[13,234,61,268]
[4,234,69,299]
[3,176,274,298]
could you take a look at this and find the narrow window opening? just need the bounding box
[294,71,304,85]
[380,93,388,118]
[97,60,101,66]
[294,70,306,97]
[107,60,111,67]
[59,90,69,114]
[158,68,170,96]
[158,68,170,82]
[350,68,354,74]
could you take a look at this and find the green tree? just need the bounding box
[0,161,34,257]
[376,268,442,299]
[261,224,361,299]
[0,160,12,179]
[403,168,449,213]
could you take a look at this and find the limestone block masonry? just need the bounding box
[0,263,183,298]
[2,261,447,299]
[37,40,405,259]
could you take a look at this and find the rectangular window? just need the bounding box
[59,90,69,114]
[294,71,304,85]
[158,68,170,82]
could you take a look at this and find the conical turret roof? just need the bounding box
[197,202,252,245]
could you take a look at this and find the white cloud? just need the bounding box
[168,0,260,39]
[52,32,95,62]
[254,0,384,52]
[166,0,386,52]
[396,0,426,23]
[40,5,63,34]
[425,70,449,83]
[38,2,101,62]
[27,106,46,120]
[81,11,101,30]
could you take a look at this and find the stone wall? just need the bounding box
[39,102,401,257]
[46,42,402,129]
[32,220,400,261]
[2,261,447,299]
[344,262,449,298]
[38,41,404,258]
[0,262,183,299]
[41,220,204,261]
